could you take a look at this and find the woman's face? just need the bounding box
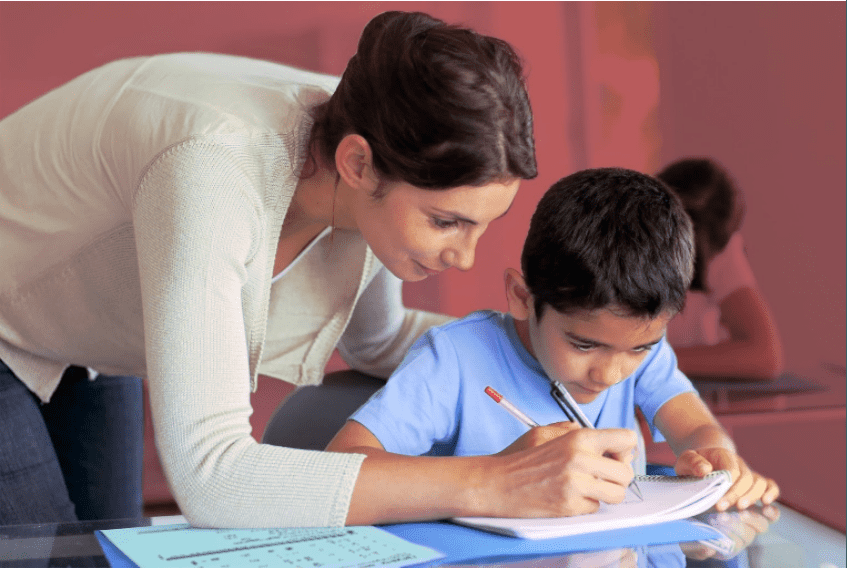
[353,178,520,282]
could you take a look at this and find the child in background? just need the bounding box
[658,158,784,380]
[327,168,779,515]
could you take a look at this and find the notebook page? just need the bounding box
[453,471,731,539]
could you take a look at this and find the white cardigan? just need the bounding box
[0,53,450,527]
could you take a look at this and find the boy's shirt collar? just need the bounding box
[503,312,610,423]
[504,312,545,375]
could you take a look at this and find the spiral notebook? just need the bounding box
[452,470,732,539]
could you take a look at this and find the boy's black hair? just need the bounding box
[521,167,694,319]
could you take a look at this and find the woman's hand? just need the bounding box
[481,427,638,518]
[343,424,638,525]
[674,447,780,511]
[495,421,580,455]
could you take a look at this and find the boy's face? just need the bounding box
[523,306,671,404]
[505,268,671,404]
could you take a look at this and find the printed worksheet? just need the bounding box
[97,523,444,568]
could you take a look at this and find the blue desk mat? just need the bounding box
[380,519,720,565]
[96,519,719,567]
[95,532,144,568]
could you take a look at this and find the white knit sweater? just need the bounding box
[0,53,450,527]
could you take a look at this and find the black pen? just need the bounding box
[550,380,644,501]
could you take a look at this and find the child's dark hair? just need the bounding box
[656,158,745,291]
[310,11,537,192]
[521,168,694,319]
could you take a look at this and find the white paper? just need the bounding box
[452,471,732,539]
[99,524,445,568]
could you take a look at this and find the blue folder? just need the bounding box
[96,518,719,567]
[380,519,720,565]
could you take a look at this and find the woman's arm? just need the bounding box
[135,142,368,528]
[329,421,640,524]
[673,286,784,380]
[654,392,779,510]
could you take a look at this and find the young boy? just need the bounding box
[328,168,779,513]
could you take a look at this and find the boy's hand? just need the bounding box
[680,504,780,561]
[496,421,580,455]
[674,447,780,511]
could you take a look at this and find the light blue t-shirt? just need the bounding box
[350,310,696,457]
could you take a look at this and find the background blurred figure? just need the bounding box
[658,158,784,381]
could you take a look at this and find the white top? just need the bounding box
[0,53,450,527]
[666,233,757,347]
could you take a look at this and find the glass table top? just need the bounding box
[0,504,843,568]
[691,365,845,416]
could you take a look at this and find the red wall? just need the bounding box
[0,0,573,505]
[652,1,846,379]
[0,0,573,315]
[1,2,844,521]
[5,3,841,378]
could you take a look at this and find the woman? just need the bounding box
[0,11,638,528]
[658,158,784,380]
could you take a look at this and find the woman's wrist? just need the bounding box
[450,455,500,517]
[346,452,499,524]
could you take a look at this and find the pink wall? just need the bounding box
[0,0,573,316]
[1,0,843,413]
[1,2,845,519]
[6,4,841,379]
[0,1,574,504]
[652,2,846,378]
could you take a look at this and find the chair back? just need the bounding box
[262,369,650,478]
[261,370,384,450]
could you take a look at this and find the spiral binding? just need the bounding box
[634,470,729,482]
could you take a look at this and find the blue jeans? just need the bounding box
[0,360,144,525]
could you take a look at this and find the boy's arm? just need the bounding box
[654,392,779,511]
[327,420,386,452]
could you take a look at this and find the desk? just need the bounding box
[692,372,828,414]
[0,505,842,568]
[643,367,846,532]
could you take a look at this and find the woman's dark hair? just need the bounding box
[656,158,745,291]
[310,11,537,191]
[521,168,694,320]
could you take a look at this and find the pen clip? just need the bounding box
[550,381,642,501]
[550,386,577,422]
[549,381,591,429]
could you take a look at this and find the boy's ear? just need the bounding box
[335,134,379,193]
[504,268,533,321]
